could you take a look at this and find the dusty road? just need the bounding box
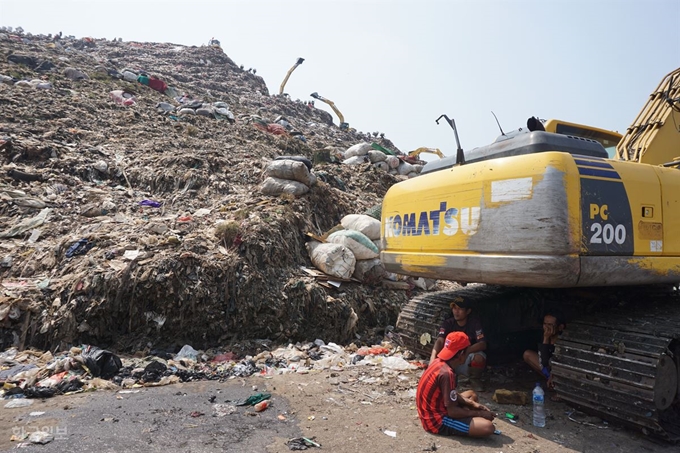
[1,362,671,453]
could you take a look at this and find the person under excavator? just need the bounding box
[523,310,566,398]
[429,297,487,392]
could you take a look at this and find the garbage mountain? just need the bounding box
[0,30,410,353]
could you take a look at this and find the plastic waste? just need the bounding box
[532,382,546,427]
[65,239,93,257]
[109,90,135,106]
[236,392,271,407]
[81,345,122,378]
[4,399,33,408]
[122,70,138,82]
[23,386,57,398]
[287,437,321,449]
[138,199,162,208]
[254,399,270,412]
[175,344,198,361]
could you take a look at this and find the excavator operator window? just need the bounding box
[555,124,620,159]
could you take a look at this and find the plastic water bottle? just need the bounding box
[532,382,546,427]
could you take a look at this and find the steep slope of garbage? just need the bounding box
[0,31,414,353]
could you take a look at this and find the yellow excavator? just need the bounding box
[408,147,445,160]
[382,68,680,440]
[279,57,304,95]
[310,92,349,130]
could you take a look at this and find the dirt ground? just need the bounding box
[2,360,669,453]
[264,363,670,453]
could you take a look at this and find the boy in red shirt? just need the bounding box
[416,331,495,437]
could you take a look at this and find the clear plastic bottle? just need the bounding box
[532,382,546,427]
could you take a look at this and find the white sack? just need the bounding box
[260,177,309,197]
[386,156,400,169]
[344,142,372,158]
[397,161,415,176]
[327,230,379,260]
[306,241,355,279]
[341,214,381,240]
[343,156,369,166]
[367,150,387,163]
[373,161,389,172]
[265,159,314,186]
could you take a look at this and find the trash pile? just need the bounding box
[1,338,425,400]
[0,28,442,354]
[341,142,425,178]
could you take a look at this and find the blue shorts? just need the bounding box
[438,416,472,436]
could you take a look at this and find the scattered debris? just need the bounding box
[286,436,321,450]
[567,410,609,429]
[28,431,54,444]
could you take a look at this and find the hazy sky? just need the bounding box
[1,0,678,157]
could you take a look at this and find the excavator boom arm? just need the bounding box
[310,92,346,126]
[616,67,680,164]
[408,147,444,159]
[279,57,305,95]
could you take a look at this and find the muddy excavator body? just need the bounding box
[382,68,680,440]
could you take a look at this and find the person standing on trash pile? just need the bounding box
[429,296,487,392]
[523,310,566,393]
[416,331,495,438]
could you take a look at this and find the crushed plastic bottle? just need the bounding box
[254,400,270,412]
[532,382,546,427]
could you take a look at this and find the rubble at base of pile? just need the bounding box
[1,339,426,401]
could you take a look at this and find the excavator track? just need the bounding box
[552,290,680,441]
[394,285,523,359]
[395,284,680,441]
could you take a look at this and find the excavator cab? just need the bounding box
[495,117,623,159]
[541,119,622,158]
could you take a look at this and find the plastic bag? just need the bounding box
[175,344,198,361]
[81,345,122,378]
